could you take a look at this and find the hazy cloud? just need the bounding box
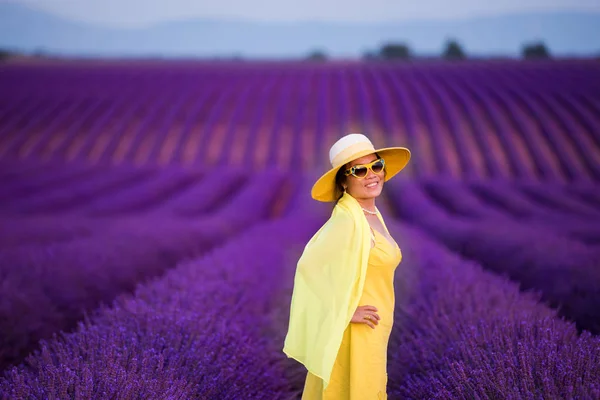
[14,0,600,28]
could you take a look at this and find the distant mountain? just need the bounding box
[1,2,599,59]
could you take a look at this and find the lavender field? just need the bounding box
[0,58,599,399]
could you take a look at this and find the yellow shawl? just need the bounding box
[282,191,373,389]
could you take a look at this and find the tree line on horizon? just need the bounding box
[0,39,591,62]
[307,39,558,61]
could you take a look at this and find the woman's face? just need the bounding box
[343,153,385,200]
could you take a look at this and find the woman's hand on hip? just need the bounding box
[351,305,380,329]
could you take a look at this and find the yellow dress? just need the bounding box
[301,225,402,400]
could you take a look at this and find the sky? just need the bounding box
[13,0,600,28]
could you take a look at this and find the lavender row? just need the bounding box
[468,181,600,245]
[0,159,63,183]
[430,174,600,223]
[0,164,283,248]
[0,216,320,399]
[386,179,600,335]
[568,182,600,213]
[384,221,600,399]
[68,167,202,216]
[513,181,600,219]
[0,162,288,218]
[0,169,285,371]
[420,179,600,245]
[0,162,100,203]
[0,164,158,215]
[0,216,99,250]
[0,220,218,372]
[147,167,247,216]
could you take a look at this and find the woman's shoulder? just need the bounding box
[318,205,359,235]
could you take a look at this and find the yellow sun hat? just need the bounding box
[311,133,411,202]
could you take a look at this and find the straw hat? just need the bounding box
[311,133,411,202]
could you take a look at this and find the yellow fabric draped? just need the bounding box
[283,191,372,390]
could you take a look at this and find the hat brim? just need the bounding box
[311,147,411,202]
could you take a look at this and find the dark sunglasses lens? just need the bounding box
[354,167,368,177]
[372,161,384,173]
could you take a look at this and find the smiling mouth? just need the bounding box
[365,181,378,188]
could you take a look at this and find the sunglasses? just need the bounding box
[344,158,386,179]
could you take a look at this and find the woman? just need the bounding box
[283,133,411,399]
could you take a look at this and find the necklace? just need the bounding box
[361,207,379,215]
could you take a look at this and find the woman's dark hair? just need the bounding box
[333,166,347,205]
